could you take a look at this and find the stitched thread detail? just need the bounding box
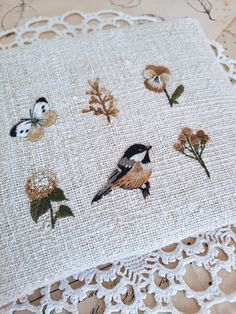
[174,128,210,178]
[10,97,58,142]
[82,77,119,124]
[142,65,184,107]
[92,144,152,203]
[25,170,74,229]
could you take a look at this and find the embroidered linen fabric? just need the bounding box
[0,18,235,306]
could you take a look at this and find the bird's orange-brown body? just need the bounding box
[112,163,152,190]
[92,144,153,203]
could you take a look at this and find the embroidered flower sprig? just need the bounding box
[142,65,184,107]
[82,77,119,124]
[25,170,74,229]
[174,128,210,178]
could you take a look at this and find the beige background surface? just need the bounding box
[0,1,236,313]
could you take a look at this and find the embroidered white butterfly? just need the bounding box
[10,97,57,142]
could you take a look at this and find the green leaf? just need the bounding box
[49,188,67,202]
[30,198,51,223]
[55,205,74,219]
[170,85,184,103]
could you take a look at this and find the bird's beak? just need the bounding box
[146,145,152,151]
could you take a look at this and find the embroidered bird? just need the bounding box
[92,144,153,203]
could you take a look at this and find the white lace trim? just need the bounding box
[1,10,236,314]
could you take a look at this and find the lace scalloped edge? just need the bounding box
[1,10,236,314]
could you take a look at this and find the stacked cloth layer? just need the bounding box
[0,18,235,305]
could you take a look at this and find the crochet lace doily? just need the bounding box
[1,10,236,314]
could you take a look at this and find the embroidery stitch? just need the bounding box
[92,144,153,203]
[82,77,119,124]
[10,97,58,142]
[25,170,74,229]
[142,65,184,107]
[174,128,210,178]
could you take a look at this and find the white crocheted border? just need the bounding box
[1,10,236,314]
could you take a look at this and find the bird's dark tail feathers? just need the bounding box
[92,183,112,204]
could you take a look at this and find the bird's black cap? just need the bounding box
[123,144,152,159]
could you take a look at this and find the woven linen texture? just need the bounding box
[0,18,235,305]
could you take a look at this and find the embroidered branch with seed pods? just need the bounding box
[83,77,119,124]
[25,170,74,229]
[142,65,184,107]
[174,128,210,178]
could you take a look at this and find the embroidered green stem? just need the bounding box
[186,138,202,164]
[194,148,210,178]
[142,65,184,107]
[174,128,210,178]
[182,152,195,160]
[187,138,210,178]
[26,170,74,229]
[184,141,210,178]
[199,143,206,157]
[164,85,185,107]
[184,137,210,177]
[199,158,210,178]
[164,88,173,107]
[49,202,55,229]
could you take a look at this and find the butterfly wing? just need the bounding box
[32,97,50,120]
[32,97,57,127]
[41,110,58,127]
[10,98,56,141]
[10,120,32,138]
[16,98,48,142]
[27,97,56,141]
[27,125,44,142]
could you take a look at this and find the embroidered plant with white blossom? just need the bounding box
[174,128,210,178]
[83,77,119,124]
[142,65,184,107]
[25,170,74,229]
